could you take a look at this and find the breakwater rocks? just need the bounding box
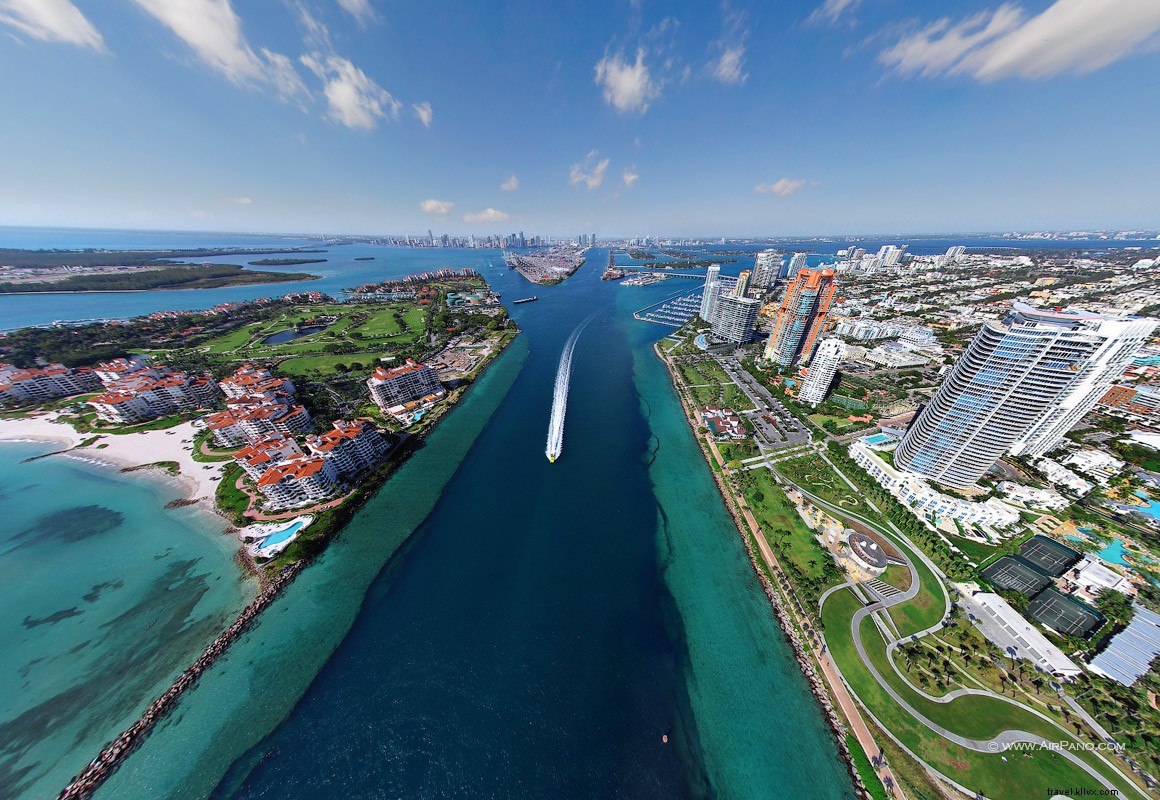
[655,345,873,800]
[57,562,305,800]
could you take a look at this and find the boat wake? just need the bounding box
[545,317,593,463]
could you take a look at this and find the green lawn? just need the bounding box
[215,463,252,525]
[277,352,387,376]
[821,588,1122,800]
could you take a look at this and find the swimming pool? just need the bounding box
[259,520,306,549]
[863,433,896,446]
[1132,490,1160,521]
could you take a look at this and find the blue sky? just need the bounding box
[1,0,1158,237]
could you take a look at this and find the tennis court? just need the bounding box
[1018,535,1081,577]
[981,556,1051,595]
[1027,588,1105,639]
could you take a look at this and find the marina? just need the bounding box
[632,287,705,327]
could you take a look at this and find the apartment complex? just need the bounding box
[751,250,781,289]
[763,267,838,367]
[205,364,312,447]
[699,264,723,323]
[366,359,446,422]
[0,363,102,406]
[88,366,221,424]
[238,419,389,510]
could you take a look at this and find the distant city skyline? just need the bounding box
[2,1,1160,236]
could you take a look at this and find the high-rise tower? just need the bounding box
[734,270,752,298]
[798,339,845,405]
[1006,307,1156,457]
[763,267,838,366]
[894,304,1154,489]
[699,265,722,323]
[752,251,781,288]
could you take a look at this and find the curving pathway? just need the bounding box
[784,474,1148,800]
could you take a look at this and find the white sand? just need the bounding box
[0,415,227,507]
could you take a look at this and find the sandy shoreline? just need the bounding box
[0,415,227,523]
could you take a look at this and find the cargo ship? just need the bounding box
[513,296,538,304]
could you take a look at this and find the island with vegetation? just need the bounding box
[3,270,518,797]
[0,247,327,293]
[247,258,328,266]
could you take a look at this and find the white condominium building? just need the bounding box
[367,359,445,410]
[1008,307,1157,457]
[798,338,845,405]
[711,295,760,344]
[752,250,781,288]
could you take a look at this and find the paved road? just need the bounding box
[795,478,1145,800]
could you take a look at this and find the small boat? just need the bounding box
[513,296,539,304]
[547,454,556,463]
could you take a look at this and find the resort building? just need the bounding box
[798,339,845,406]
[895,304,1115,490]
[996,482,1069,511]
[1063,449,1126,485]
[698,406,745,439]
[367,359,445,413]
[304,419,390,477]
[711,294,761,344]
[219,364,296,399]
[1067,556,1133,598]
[864,343,929,369]
[1100,383,1160,422]
[88,368,221,424]
[94,357,149,386]
[0,362,102,406]
[851,441,1020,532]
[256,456,339,509]
[1008,307,1156,457]
[1035,458,1094,496]
[234,433,303,482]
[763,267,838,367]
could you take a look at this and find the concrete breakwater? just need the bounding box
[57,562,305,800]
[655,344,872,800]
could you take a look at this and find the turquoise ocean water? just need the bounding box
[0,446,253,799]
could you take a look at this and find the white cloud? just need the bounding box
[463,208,510,223]
[412,101,433,127]
[708,7,749,85]
[420,199,454,214]
[880,0,1160,81]
[231,196,254,205]
[301,52,400,129]
[622,168,639,188]
[569,150,611,190]
[337,0,376,26]
[500,175,519,191]
[594,49,659,114]
[132,0,307,100]
[711,45,747,84]
[0,0,104,51]
[807,0,862,26]
[755,178,806,197]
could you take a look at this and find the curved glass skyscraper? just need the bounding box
[896,304,1156,489]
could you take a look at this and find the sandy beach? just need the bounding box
[0,415,226,514]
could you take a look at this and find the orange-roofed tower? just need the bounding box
[763,267,837,367]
